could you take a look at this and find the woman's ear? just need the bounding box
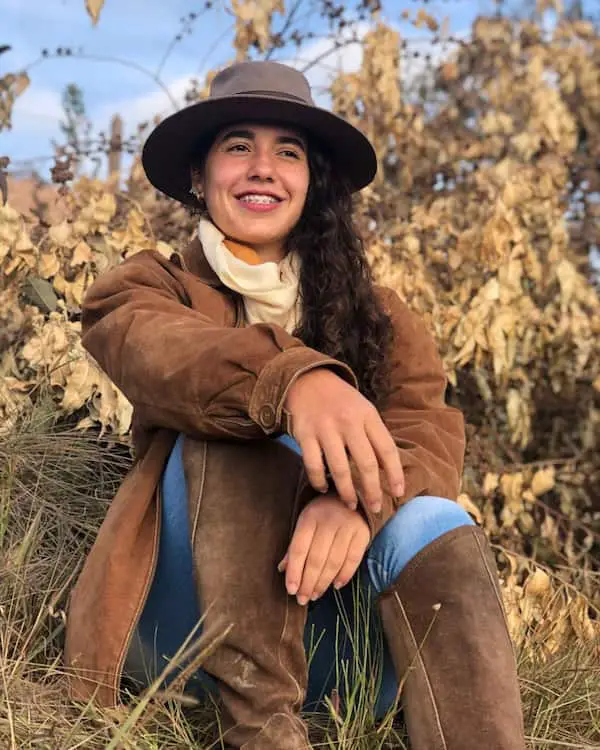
[189,166,205,203]
[190,167,206,210]
[189,165,209,215]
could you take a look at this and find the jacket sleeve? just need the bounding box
[80,250,357,439]
[355,288,466,539]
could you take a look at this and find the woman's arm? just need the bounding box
[354,289,466,538]
[80,249,357,439]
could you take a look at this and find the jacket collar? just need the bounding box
[176,236,222,287]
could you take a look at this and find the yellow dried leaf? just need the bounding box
[531,466,556,496]
[49,221,74,248]
[68,269,89,307]
[92,193,117,225]
[89,370,133,436]
[62,357,96,413]
[415,8,439,31]
[500,471,524,508]
[555,258,577,308]
[71,240,93,267]
[483,472,499,496]
[12,72,30,98]
[457,493,483,524]
[85,0,105,25]
[0,204,22,246]
[38,250,61,279]
[404,235,420,253]
[231,0,284,57]
[155,241,174,259]
[569,595,599,643]
[524,568,551,597]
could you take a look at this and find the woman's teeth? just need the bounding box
[239,194,279,204]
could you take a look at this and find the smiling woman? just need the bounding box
[63,60,526,750]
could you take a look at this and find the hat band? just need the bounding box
[217,89,309,104]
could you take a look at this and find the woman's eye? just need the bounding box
[227,143,250,153]
[280,149,301,159]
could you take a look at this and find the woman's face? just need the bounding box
[196,122,310,262]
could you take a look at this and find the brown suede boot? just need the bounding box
[183,436,312,750]
[378,524,526,750]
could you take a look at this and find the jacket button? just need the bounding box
[259,404,276,429]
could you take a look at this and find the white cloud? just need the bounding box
[281,22,462,105]
[11,85,64,134]
[282,23,370,106]
[91,74,199,131]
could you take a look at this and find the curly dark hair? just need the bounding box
[191,135,394,407]
[288,143,394,407]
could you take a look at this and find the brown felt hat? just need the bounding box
[142,61,377,206]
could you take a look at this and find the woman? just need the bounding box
[64,61,525,749]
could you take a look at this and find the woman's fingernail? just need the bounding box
[394,482,404,496]
[288,583,298,595]
[334,580,342,590]
[297,594,308,606]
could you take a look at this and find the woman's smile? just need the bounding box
[236,190,284,212]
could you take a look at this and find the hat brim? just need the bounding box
[141,94,377,206]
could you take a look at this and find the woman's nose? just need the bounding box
[247,150,275,181]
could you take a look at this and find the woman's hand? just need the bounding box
[284,368,404,513]
[278,493,371,605]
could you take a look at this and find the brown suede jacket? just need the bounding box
[63,236,465,706]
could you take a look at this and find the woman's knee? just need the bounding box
[365,496,475,593]
[394,495,475,537]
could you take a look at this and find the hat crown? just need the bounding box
[210,61,314,105]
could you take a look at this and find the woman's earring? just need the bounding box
[189,186,203,201]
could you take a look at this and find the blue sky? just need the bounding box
[0,0,498,179]
[0,0,583,180]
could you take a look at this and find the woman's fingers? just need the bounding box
[334,531,369,590]
[294,525,334,605]
[309,526,353,600]
[319,432,357,510]
[365,411,404,500]
[283,515,317,598]
[344,427,384,513]
[298,435,328,493]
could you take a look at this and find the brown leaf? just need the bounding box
[85,0,105,25]
[531,466,556,496]
[14,72,30,97]
[70,240,93,267]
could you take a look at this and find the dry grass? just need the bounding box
[1,401,599,749]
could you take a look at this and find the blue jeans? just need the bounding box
[131,433,474,717]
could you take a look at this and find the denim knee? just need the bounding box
[364,495,475,594]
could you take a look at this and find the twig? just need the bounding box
[25,52,179,112]
[531,496,599,541]
[195,22,235,76]
[156,8,211,79]
[300,37,361,74]
[265,0,304,61]
[502,454,585,472]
